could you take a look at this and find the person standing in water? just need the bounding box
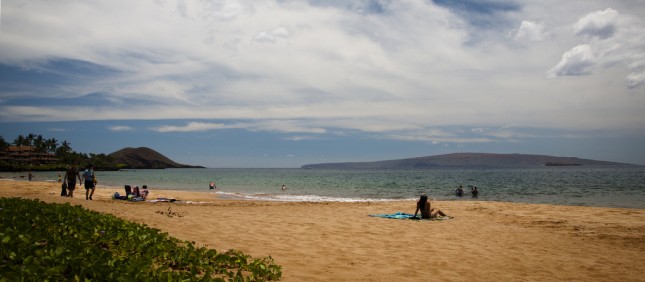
[471,186,479,198]
[455,185,464,197]
[281,184,286,191]
[209,182,216,190]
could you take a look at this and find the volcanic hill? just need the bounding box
[109,147,203,169]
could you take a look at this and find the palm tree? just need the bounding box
[13,135,26,146]
[46,138,59,153]
[55,140,75,164]
[0,136,9,152]
[57,141,72,155]
[33,135,46,153]
[26,133,36,147]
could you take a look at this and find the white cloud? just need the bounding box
[483,130,538,139]
[250,120,327,134]
[151,122,234,133]
[626,71,645,89]
[284,135,322,141]
[150,120,326,134]
[514,20,544,42]
[108,125,134,132]
[549,44,595,76]
[253,27,291,43]
[386,133,493,144]
[549,8,645,89]
[574,8,619,39]
[0,0,644,142]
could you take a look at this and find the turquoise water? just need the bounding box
[3,166,645,208]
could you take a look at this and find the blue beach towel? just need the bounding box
[369,211,452,221]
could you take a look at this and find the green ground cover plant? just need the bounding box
[0,198,281,281]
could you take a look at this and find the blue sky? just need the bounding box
[1,0,644,168]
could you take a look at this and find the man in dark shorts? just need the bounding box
[64,164,81,198]
[82,165,96,200]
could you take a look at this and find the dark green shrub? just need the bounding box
[0,198,281,281]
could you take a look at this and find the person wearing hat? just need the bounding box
[413,193,447,219]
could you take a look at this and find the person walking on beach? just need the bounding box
[64,164,81,198]
[82,164,96,200]
[413,193,447,219]
[58,171,62,183]
[28,169,33,181]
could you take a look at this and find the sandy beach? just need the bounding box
[1,180,644,281]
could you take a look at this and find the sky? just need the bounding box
[1,0,644,168]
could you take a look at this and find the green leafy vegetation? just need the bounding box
[0,198,282,281]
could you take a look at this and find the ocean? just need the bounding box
[3,166,645,209]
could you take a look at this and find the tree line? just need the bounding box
[0,134,124,171]
[1,133,70,155]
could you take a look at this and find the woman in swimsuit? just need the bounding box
[414,193,447,219]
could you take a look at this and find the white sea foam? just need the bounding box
[215,191,414,203]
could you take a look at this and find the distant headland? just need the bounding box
[0,132,204,171]
[109,147,203,169]
[301,153,632,169]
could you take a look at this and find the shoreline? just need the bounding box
[5,167,645,210]
[2,180,645,281]
[4,177,643,209]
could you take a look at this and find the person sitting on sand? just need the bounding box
[413,193,447,219]
[141,185,149,200]
[132,185,141,198]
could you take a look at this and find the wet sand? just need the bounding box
[2,180,644,281]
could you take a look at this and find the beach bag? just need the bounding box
[61,182,67,196]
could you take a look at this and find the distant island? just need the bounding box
[109,147,203,169]
[301,153,632,169]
